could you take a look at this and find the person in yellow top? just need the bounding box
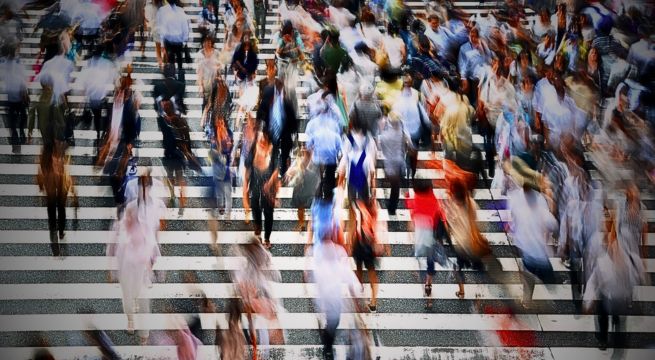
[374,66,403,110]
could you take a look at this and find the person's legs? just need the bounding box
[279,143,292,177]
[482,123,496,178]
[223,180,233,218]
[46,195,59,256]
[251,193,263,236]
[569,255,584,313]
[368,266,378,307]
[175,43,184,77]
[57,186,67,239]
[164,41,175,65]
[408,137,419,180]
[597,300,609,348]
[322,163,337,199]
[7,101,20,145]
[263,199,274,242]
[90,101,104,140]
[322,304,341,357]
[388,173,400,215]
[17,102,27,144]
[214,177,224,212]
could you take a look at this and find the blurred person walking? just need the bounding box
[107,170,166,344]
[157,0,190,78]
[232,237,284,357]
[37,150,77,257]
[244,131,279,249]
[1,48,29,150]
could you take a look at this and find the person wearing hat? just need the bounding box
[379,111,413,215]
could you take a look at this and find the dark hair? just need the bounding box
[387,22,400,36]
[281,20,294,36]
[418,34,431,50]
[413,179,433,193]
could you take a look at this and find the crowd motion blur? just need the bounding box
[1,0,654,358]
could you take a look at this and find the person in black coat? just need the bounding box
[256,80,298,177]
[153,64,187,115]
[231,38,259,83]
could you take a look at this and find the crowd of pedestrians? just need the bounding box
[2,0,654,358]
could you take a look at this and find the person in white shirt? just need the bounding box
[392,74,430,179]
[508,183,558,308]
[360,10,383,50]
[382,22,406,69]
[157,0,190,76]
[424,13,456,63]
[0,51,28,146]
[79,51,119,141]
[328,0,356,29]
[36,52,75,105]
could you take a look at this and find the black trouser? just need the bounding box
[277,140,293,177]
[43,43,59,63]
[321,305,340,357]
[251,191,274,241]
[479,121,496,178]
[46,189,67,256]
[318,163,337,200]
[569,255,584,313]
[90,99,107,139]
[164,41,184,75]
[597,297,624,347]
[387,171,404,214]
[255,3,267,40]
[7,101,27,145]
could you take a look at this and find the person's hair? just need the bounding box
[281,20,294,36]
[387,22,400,36]
[322,70,338,97]
[200,30,214,46]
[413,179,433,193]
[418,34,431,51]
[449,177,468,203]
[361,8,376,24]
[320,29,330,42]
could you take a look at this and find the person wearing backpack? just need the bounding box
[338,128,377,205]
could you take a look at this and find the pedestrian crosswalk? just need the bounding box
[1,0,655,359]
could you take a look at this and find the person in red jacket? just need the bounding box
[406,179,447,304]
